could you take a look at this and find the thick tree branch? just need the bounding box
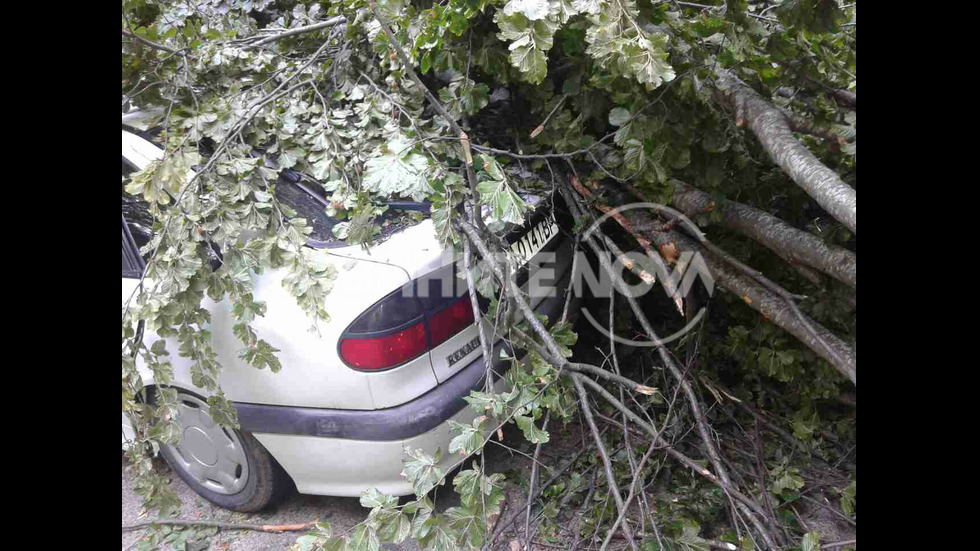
[708,253,856,383]
[241,16,346,47]
[715,70,857,234]
[669,180,856,287]
[610,199,857,383]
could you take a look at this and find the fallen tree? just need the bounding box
[122,0,857,549]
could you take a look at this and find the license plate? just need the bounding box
[509,211,559,265]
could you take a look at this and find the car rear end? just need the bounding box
[123,125,579,497]
[238,194,579,497]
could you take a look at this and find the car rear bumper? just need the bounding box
[251,373,510,496]
[234,336,514,441]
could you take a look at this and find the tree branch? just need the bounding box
[121,29,176,54]
[122,519,315,533]
[572,375,639,551]
[561,188,780,547]
[669,180,856,287]
[715,70,857,234]
[368,0,486,232]
[616,200,857,383]
[241,16,346,47]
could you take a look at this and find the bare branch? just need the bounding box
[123,519,314,533]
[561,185,781,548]
[572,375,639,551]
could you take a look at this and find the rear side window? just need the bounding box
[122,159,151,278]
[121,156,223,275]
[121,128,346,256]
[122,216,144,279]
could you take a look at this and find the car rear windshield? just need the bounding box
[121,126,425,249]
[273,176,343,246]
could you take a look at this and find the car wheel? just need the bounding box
[158,390,280,512]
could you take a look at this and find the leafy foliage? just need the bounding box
[123,0,856,548]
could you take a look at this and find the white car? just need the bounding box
[122,122,578,511]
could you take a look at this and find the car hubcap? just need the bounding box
[167,394,249,495]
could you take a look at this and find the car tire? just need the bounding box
[157,389,282,512]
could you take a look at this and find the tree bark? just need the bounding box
[669,181,856,288]
[616,203,857,384]
[714,70,857,234]
[833,90,856,110]
[705,248,856,384]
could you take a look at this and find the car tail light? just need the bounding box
[338,265,477,371]
[339,321,429,370]
[427,294,475,348]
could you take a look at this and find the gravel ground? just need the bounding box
[121,452,423,550]
[121,417,586,550]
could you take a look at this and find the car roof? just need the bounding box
[122,129,165,171]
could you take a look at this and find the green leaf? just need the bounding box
[362,137,432,201]
[464,390,507,416]
[840,480,856,516]
[675,518,710,551]
[448,418,486,456]
[348,523,380,551]
[377,513,411,543]
[360,487,398,509]
[474,157,529,225]
[801,532,820,551]
[496,12,560,84]
[150,340,169,356]
[609,107,631,127]
[771,471,805,495]
[503,0,552,21]
[402,447,445,496]
[776,0,846,33]
[515,414,550,444]
[410,497,435,539]
[549,322,578,356]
